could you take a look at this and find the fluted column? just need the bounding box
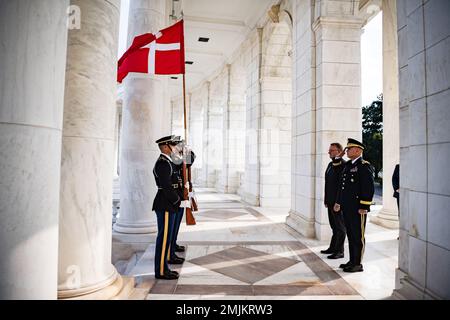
[371,0,400,229]
[114,0,171,234]
[58,0,122,299]
[0,0,69,300]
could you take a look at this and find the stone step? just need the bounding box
[111,276,135,300]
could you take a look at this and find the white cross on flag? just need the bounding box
[118,20,185,83]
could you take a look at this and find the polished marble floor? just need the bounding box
[129,188,398,300]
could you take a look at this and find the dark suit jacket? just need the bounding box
[392,164,399,198]
[324,157,346,206]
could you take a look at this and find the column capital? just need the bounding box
[312,16,365,32]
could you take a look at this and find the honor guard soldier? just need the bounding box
[334,138,375,273]
[322,143,347,260]
[167,136,196,265]
[152,135,183,280]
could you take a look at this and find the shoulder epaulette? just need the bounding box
[362,160,371,165]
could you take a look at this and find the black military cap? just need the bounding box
[155,135,177,145]
[346,138,365,150]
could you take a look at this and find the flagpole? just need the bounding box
[182,73,188,143]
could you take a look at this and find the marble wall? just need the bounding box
[0,0,69,299]
[394,0,450,300]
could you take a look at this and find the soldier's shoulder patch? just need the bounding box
[362,160,371,165]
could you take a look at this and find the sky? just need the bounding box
[118,3,382,107]
[361,12,383,106]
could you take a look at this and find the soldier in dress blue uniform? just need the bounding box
[334,138,375,273]
[321,143,347,260]
[152,135,183,280]
[166,136,196,265]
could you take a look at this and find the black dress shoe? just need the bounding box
[320,248,334,254]
[155,273,179,280]
[168,270,179,276]
[343,264,364,273]
[175,244,185,252]
[168,256,185,264]
[339,261,352,269]
[327,253,344,259]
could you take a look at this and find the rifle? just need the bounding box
[188,166,199,212]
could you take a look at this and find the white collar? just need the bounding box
[160,153,173,163]
[352,156,362,164]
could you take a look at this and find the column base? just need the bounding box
[393,268,441,300]
[371,207,399,229]
[285,211,315,238]
[113,220,157,234]
[314,222,332,241]
[58,269,122,300]
[241,192,260,206]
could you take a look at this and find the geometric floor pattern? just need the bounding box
[137,188,398,300]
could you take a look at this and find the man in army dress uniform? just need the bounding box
[334,138,374,273]
[321,143,347,260]
[152,135,183,280]
[167,136,196,265]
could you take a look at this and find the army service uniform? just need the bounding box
[337,139,375,272]
[152,136,182,279]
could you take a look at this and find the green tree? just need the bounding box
[362,94,383,182]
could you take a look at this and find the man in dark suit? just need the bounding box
[152,135,183,280]
[334,138,375,273]
[321,143,347,259]
[392,164,400,213]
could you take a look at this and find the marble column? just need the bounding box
[0,0,68,300]
[114,0,171,234]
[200,82,212,187]
[243,28,263,205]
[219,64,246,194]
[371,0,400,229]
[189,87,206,182]
[58,0,122,299]
[287,0,364,240]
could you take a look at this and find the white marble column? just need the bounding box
[189,87,206,182]
[58,0,122,299]
[371,0,400,229]
[242,28,263,205]
[203,73,224,189]
[287,0,364,240]
[218,64,246,194]
[0,0,69,300]
[200,82,212,186]
[114,0,171,234]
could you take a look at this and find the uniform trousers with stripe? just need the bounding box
[155,210,176,276]
[343,209,367,266]
[169,207,184,260]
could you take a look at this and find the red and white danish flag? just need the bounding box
[117,20,185,83]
